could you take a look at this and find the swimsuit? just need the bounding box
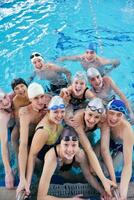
[69,88,89,111]
[35,124,63,161]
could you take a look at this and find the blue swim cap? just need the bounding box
[107,99,128,115]
[88,42,97,53]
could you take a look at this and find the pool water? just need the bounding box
[0,0,134,186]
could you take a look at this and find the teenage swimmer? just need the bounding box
[29,52,71,94]
[87,67,134,123]
[68,98,117,196]
[37,127,116,200]
[58,49,120,75]
[0,90,15,189]
[100,99,134,200]
[17,83,51,196]
[25,96,66,196]
[11,78,30,155]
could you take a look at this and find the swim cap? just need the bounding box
[88,42,97,53]
[30,52,44,63]
[72,71,87,83]
[48,96,65,110]
[28,82,44,99]
[86,97,105,114]
[60,126,79,141]
[87,67,101,79]
[11,78,28,90]
[107,99,128,115]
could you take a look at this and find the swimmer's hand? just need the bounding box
[102,178,117,197]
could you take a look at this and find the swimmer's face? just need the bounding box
[14,84,28,97]
[0,95,12,110]
[89,75,103,89]
[107,110,123,127]
[84,50,96,61]
[72,79,86,97]
[49,108,65,124]
[60,139,79,160]
[31,94,45,111]
[32,58,44,70]
[84,109,101,128]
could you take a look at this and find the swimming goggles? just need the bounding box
[30,53,41,59]
[88,105,104,114]
[108,104,127,115]
[62,136,78,141]
[49,104,65,110]
[86,50,94,54]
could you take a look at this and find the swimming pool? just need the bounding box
[0,0,134,186]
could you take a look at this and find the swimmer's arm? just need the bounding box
[37,149,58,200]
[58,54,83,62]
[76,149,105,194]
[85,89,95,99]
[0,113,12,174]
[74,126,115,195]
[99,57,120,67]
[119,127,133,199]
[109,77,133,113]
[27,71,36,84]
[100,122,116,183]
[18,109,30,183]
[26,129,49,189]
[46,63,72,83]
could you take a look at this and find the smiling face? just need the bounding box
[72,79,86,97]
[49,108,65,124]
[83,50,96,61]
[0,95,12,110]
[31,94,45,111]
[60,139,79,160]
[89,75,103,90]
[32,57,44,70]
[14,83,27,97]
[84,109,101,128]
[107,110,123,127]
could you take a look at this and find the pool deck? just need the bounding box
[0,183,134,200]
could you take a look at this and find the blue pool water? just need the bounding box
[0,0,134,186]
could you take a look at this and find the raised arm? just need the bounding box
[100,122,116,183]
[26,128,49,192]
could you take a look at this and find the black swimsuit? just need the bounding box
[54,146,75,171]
[69,87,89,111]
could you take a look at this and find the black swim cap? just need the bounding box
[11,78,28,91]
[60,127,79,141]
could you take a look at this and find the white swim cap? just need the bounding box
[28,82,44,99]
[48,96,65,110]
[72,71,87,83]
[86,97,105,114]
[87,67,101,79]
[30,52,44,63]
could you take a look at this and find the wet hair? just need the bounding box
[60,126,79,141]
[11,78,28,91]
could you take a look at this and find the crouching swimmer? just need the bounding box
[37,127,116,200]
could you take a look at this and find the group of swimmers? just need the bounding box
[0,49,134,200]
